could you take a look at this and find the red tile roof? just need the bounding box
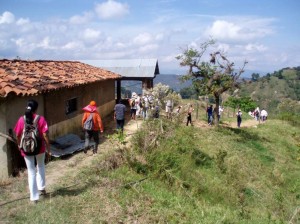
[0,59,121,97]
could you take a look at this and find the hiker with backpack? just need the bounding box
[82,100,104,155]
[14,99,50,204]
[129,97,137,120]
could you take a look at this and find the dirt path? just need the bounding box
[189,116,262,129]
[45,114,143,189]
[1,111,262,206]
[4,110,261,190]
[223,118,262,128]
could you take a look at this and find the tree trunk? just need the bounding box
[214,94,220,126]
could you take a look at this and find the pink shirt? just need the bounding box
[14,114,49,157]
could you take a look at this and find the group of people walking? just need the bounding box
[14,99,105,204]
[206,105,224,126]
[14,97,267,204]
[129,92,159,120]
[248,107,268,122]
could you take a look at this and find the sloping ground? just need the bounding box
[45,116,143,188]
[0,111,260,203]
[0,111,142,207]
[1,110,292,223]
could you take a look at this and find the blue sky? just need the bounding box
[0,0,299,75]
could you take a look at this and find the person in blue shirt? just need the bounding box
[206,105,213,125]
[114,99,127,134]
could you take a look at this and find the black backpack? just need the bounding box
[19,115,42,155]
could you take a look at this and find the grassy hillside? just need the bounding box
[239,67,300,114]
[1,114,299,223]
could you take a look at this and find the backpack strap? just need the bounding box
[23,115,40,125]
[33,115,40,126]
[86,112,94,122]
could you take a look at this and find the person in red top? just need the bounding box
[82,100,104,154]
[14,99,50,203]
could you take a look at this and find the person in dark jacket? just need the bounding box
[207,105,213,125]
[114,99,126,134]
[236,109,242,128]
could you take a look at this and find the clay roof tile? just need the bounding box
[0,59,120,97]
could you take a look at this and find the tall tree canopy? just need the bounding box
[176,40,248,124]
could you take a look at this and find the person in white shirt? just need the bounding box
[166,99,173,119]
[260,109,268,122]
[218,106,224,121]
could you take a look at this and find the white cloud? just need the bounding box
[0,3,294,74]
[0,11,15,24]
[69,12,93,24]
[205,19,274,42]
[245,43,267,52]
[115,42,127,49]
[206,20,241,40]
[62,41,83,50]
[37,37,55,49]
[16,18,30,25]
[162,54,177,63]
[95,0,129,20]
[83,28,101,40]
[138,44,159,53]
[188,41,199,49]
[133,33,153,45]
[155,33,165,42]
[216,43,230,52]
[14,38,26,47]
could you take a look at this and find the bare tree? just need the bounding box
[176,40,248,125]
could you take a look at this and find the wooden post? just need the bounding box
[116,80,121,101]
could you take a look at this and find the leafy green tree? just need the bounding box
[239,96,257,112]
[176,40,247,125]
[224,96,240,109]
[180,86,197,99]
[251,73,260,82]
[224,96,257,115]
[152,83,182,107]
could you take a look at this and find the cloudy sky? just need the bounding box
[0,0,299,75]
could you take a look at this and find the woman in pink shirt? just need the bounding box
[14,99,51,203]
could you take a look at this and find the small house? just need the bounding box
[80,59,160,99]
[0,59,120,178]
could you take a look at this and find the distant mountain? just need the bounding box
[239,66,300,113]
[242,69,267,78]
[154,74,192,91]
[121,74,192,95]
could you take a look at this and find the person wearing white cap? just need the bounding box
[236,109,242,128]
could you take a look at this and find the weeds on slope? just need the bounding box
[1,118,299,223]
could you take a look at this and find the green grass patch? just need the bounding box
[1,118,299,223]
